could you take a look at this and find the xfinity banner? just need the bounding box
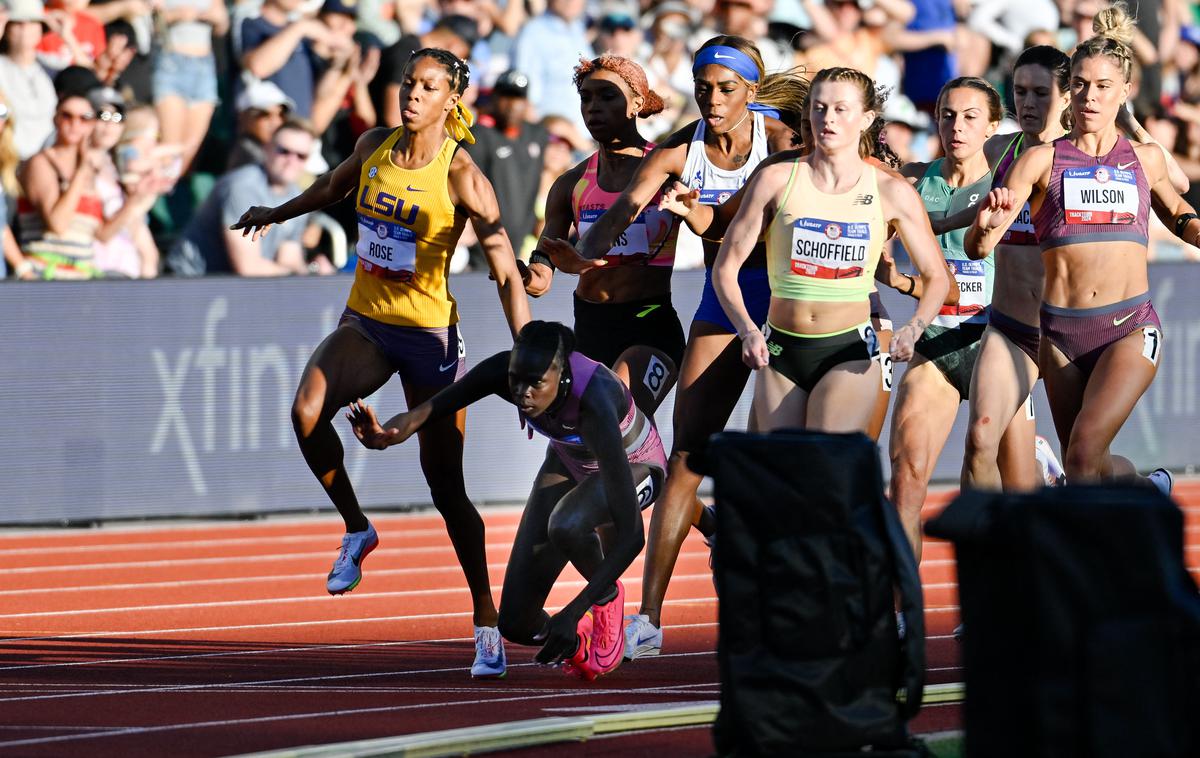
[1,266,1195,524]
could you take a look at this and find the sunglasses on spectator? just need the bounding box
[273,144,310,160]
[57,110,96,122]
[99,110,124,123]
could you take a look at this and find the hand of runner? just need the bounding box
[533,609,582,665]
[740,329,769,370]
[542,238,607,275]
[346,400,404,449]
[890,322,921,362]
[976,188,1015,232]
[230,205,277,241]
[657,181,700,217]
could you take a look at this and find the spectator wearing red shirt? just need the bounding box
[37,0,106,73]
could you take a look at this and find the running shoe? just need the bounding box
[1149,467,1174,497]
[1035,435,1066,486]
[326,522,379,595]
[953,623,964,642]
[471,625,506,679]
[562,610,594,680]
[579,581,626,679]
[623,614,663,660]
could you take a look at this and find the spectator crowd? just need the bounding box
[1,0,1199,279]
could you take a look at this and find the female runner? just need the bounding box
[966,3,1194,493]
[525,54,684,398]
[715,66,948,435]
[346,322,673,681]
[231,48,530,678]
[540,35,808,659]
[888,77,1031,558]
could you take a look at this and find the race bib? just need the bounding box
[697,187,737,206]
[356,213,417,279]
[1062,165,1138,225]
[578,207,649,259]
[937,258,989,325]
[790,217,870,280]
[1002,202,1036,245]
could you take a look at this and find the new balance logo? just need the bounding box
[853,194,874,205]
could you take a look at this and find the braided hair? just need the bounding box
[409,48,471,94]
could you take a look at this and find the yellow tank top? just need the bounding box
[766,159,887,303]
[346,128,467,327]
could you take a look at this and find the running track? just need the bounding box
[1,486,1197,757]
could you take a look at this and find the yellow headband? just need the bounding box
[445,101,476,144]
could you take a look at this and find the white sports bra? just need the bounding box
[680,110,769,206]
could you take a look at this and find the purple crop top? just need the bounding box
[1033,136,1150,252]
[521,352,666,481]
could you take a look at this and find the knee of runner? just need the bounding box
[964,418,1002,458]
[290,393,325,438]
[1062,441,1103,480]
[546,509,591,553]
[497,609,542,646]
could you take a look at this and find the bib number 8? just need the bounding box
[643,355,668,399]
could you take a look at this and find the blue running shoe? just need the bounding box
[326,522,378,595]
[1149,467,1174,497]
[623,614,662,660]
[471,625,506,679]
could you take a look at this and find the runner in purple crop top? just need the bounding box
[965,5,1197,492]
[346,321,672,682]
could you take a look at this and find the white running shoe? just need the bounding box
[1035,436,1066,486]
[622,614,662,660]
[471,625,506,679]
[1148,467,1174,497]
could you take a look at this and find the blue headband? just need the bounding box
[692,46,760,83]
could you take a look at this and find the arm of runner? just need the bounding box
[880,170,951,361]
[660,150,802,240]
[526,167,580,294]
[450,152,532,338]
[575,139,688,260]
[876,246,960,305]
[534,372,644,665]
[1122,107,1190,194]
[713,162,791,370]
[965,144,1048,258]
[346,352,510,448]
[231,128,384,241]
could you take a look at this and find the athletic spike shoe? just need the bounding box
[579,581,626,679]
[623,614,662,660]
[326,522,379,595]
[953,623,965,642]
[562,610,594,680]
[471,625,506,679]
[1148,467,1174,497]
[1035,435,1066,486]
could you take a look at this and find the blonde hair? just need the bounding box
[1072,1,1137,81]
[695,35,810,129]
[0,93,19,198]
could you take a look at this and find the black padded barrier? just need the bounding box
[926,486,1200,758]
[708,430,926,757]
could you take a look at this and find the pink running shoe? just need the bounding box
[561,610,593,680]
[580,581,626,679]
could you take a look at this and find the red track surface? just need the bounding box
[1,486,1197,757]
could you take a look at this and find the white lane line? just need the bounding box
[0,622,720,674]
[0,680,722,750]
[0,573,715,620]
[0,527,523,557]
[0,552,710,597]
[0,599,720,644]
[0,653,718,707]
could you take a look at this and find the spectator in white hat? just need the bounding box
[0,0,57,159]
[227,79,296,171]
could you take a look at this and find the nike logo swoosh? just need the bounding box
[713,52,734,59]
[438,360,458,372]
[407,185,426,192]
[1113,312,1135,326]
[1116,161,1135,170]
[636,304,661,318]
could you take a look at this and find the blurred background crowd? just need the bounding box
[2,0,1199,280]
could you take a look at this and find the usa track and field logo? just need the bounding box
[825,223,842,240]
